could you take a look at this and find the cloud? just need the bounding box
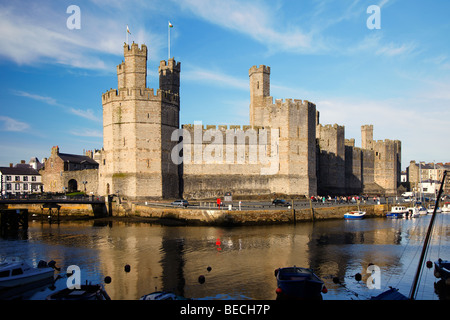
[172,0,314,54]
[70,129,103,138]
[0,1,158,70]
[0,116,30,132]
[183,66,248,90]
[12,90,101,122]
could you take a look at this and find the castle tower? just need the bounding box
[100,42,180,200]
[361,125,374,150]
[249,65,270,127]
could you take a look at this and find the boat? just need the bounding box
[140,291,190,300]
[427,205,442,214]
[274,266,327,300]
[434,259,450,285]
[441,202,450,213]
[46,282,111,300]
[344,211,366,219]
[386,206,408,218]
[0,257,54,289]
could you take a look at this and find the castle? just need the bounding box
[40,42,402,200]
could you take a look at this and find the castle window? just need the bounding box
[257,82,259,90]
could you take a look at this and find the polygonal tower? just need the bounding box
[100,42,180,200]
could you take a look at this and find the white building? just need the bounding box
[0,166,42,196]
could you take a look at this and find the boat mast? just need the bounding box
[409,170,447,300]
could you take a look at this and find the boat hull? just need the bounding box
[275,267,325,300]
[0,269,54,289]
[344,211,366,219]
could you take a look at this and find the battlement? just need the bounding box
[182,123,273,134]
[159,59,181,72]
[102,87,179,104]
[123,42,147,57]
[271,98,316,109]
[317,123,344,131]
[249,65,271,75]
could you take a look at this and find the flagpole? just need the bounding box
[126,25,129,45]
[168,23,171,60]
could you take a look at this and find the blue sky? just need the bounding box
[0,0,449,170]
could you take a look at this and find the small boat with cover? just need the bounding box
[274,266,327,300]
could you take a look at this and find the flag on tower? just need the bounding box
[169,21,173,28]
[127,25,131,34]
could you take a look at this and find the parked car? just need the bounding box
[272,199,291,207]
[171,199,189,207]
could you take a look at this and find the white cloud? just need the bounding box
[183,66,248,90]
[0,116,30,132]
[12,90,101,122]
[0,1,158,70]
[172,0,314,53]
[70,129,103,138]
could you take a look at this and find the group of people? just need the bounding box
[310,195,381,204]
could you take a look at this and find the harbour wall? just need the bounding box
[1,203,392,225]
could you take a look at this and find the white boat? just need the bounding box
[441,202,450,213]
[427,205,442,214]
[344,211,366,219]
[0,257,54,289]
[416,206,428,215]
[386,206,409,218]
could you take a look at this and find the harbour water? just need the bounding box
[0,214,448,300]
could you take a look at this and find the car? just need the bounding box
[272,199,291,207]
[171,199,189,207]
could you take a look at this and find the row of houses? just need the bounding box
[0,147,99,197]
[402,161,450,197]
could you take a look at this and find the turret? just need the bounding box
[159,58,181,95]
[117,42,148,89]
[249,65,270,127]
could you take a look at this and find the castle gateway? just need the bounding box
[98,42,401,200]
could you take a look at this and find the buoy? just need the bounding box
[198,275,205,284]
[104,276,112,284]
[124,264,131,272]
[322,286,328,294]
[275,287,282,294]
[355,273,362,282]
[207,266,212,272]
[426,261,433,269]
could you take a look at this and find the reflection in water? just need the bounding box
[0,214,448,300]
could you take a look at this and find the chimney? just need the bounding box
[21,160,25,164]
[9,163,13,168]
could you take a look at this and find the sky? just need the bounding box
[0,0,449,170]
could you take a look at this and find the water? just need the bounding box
[0,214,448,300]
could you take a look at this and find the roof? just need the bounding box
[0,166,40,176]
[58,153,98,166]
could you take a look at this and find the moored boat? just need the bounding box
[434,259,450,285]
[274,266,327,300]
[386,206,408,218]
[46,283,111,300]
[0,257,54,289]
[140,291,190,300]
[344,211,366,219]
[441,202,450,213]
